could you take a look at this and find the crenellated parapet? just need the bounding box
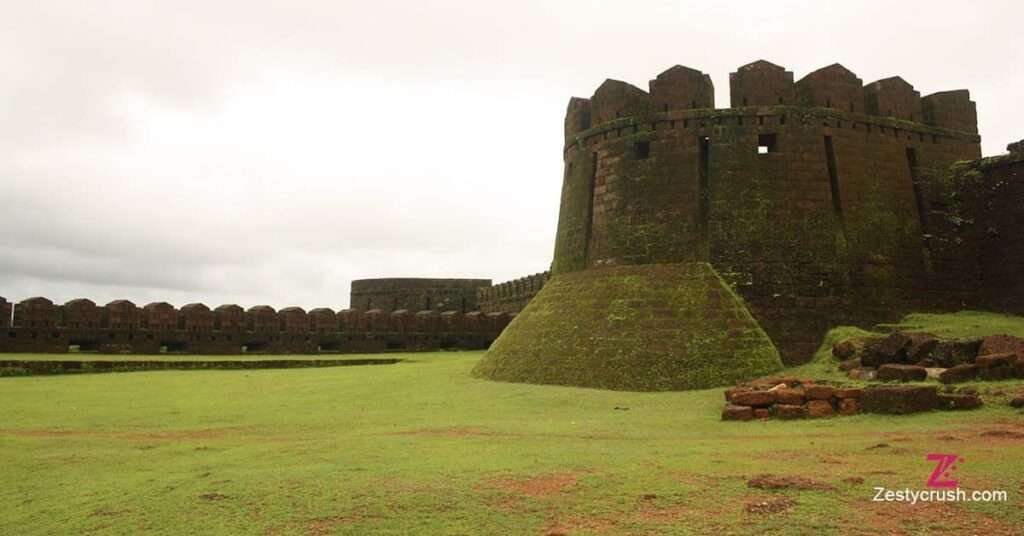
[795,63,865,113]
[922,90,978,134]
[1,295,510,354]
[477,271,550,314]
[566,61,979,144]
[730,60,795,107]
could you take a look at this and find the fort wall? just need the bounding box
[349,278,490,313]
[552,61,1001,363]
[0,297,509,355]
[476,272,550,313]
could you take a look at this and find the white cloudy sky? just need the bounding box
[1,1,1020,310]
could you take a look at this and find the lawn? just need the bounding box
[2,334,1023,534]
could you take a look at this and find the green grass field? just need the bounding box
[2,314,1024,535]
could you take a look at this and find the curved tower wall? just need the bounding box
[553,62,982,361]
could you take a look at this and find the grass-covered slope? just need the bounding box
[472,263,783,391]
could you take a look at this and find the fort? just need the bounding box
[474,60,1024,390]
[3,60,1022,393]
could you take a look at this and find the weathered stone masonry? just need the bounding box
[0,296,510,354]
[551,60,1020,365]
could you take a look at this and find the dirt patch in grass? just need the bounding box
[745,496,796,514]
[747,474,833,491]
[542,514,618,536]
[0,426,251,442]
[391,426,630,441]
[394,426,503,438]
[850,499,1019,535]
[484,472,583,498]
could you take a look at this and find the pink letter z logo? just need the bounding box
[926,453,960,488]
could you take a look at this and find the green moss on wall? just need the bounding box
[471,263,783,391]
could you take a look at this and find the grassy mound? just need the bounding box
[472,263,783,391]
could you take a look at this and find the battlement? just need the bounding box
[564,61,979,144]
[0,296,510,355]
[350,278,490,312]
[477,271,550,313]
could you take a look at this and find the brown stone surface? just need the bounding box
[979,366,1015,381]
[350,278,490,313]
[730,390,776,407]
[931,339,983,367]
[833,340,858,359]
[753,408,770,419]
[774,388,805,406]
[806,400,835,418]
[722,404,754,421]
[978,335,1024,359]
[838,398,860,415]
[804,385,834,401]
[939,364,979,384]
[938,393,983,411]
[976,353,1017,368]
[861,386,940,414]
[774,404,806,420]
[877,364,928,382]
[833,388,863,399]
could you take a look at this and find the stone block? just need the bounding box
[876,364,928,382]
[730,390,776,407]
[975,352,1017,369]
[861,386,940,414]
[938,393,983,411]
[774,388,805,406]
[838,398,859,415]
[833,388,863,399]
[979,366,1015,381]
[806,400,835,418]
[978,334,1024,359]
[804,384,834,400]
[774,404,806,420]
[931,339,982,368]
[722,404,754,421]
[754,408,770,419]
[939,364,979,384]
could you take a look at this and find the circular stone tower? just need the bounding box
[473,60,982,391]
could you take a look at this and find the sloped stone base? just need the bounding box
[472,263,783,391]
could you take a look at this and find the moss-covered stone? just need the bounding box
[472,263,783,391]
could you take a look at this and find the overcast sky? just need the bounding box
[1,1,1020,310]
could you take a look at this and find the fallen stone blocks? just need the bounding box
[722,381,983,421]
[839,332,1024,385]
[721,377,861,421]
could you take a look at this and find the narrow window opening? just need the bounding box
[826,97,831,108]
[825,136,843,219]
[633,141,650,160]
[778,96,784,104]
[691,101,697,109]
[743,97,748,106]
[758,134,777,154]
[584,152,598,266]
[849,103,854,112]
[932,135,938,144]
[906,147,929,239]
[758,116,765,126]
[663,103,669,112]
[737,116,743,126]
[698,136,711,241]
[779,114,786,125]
